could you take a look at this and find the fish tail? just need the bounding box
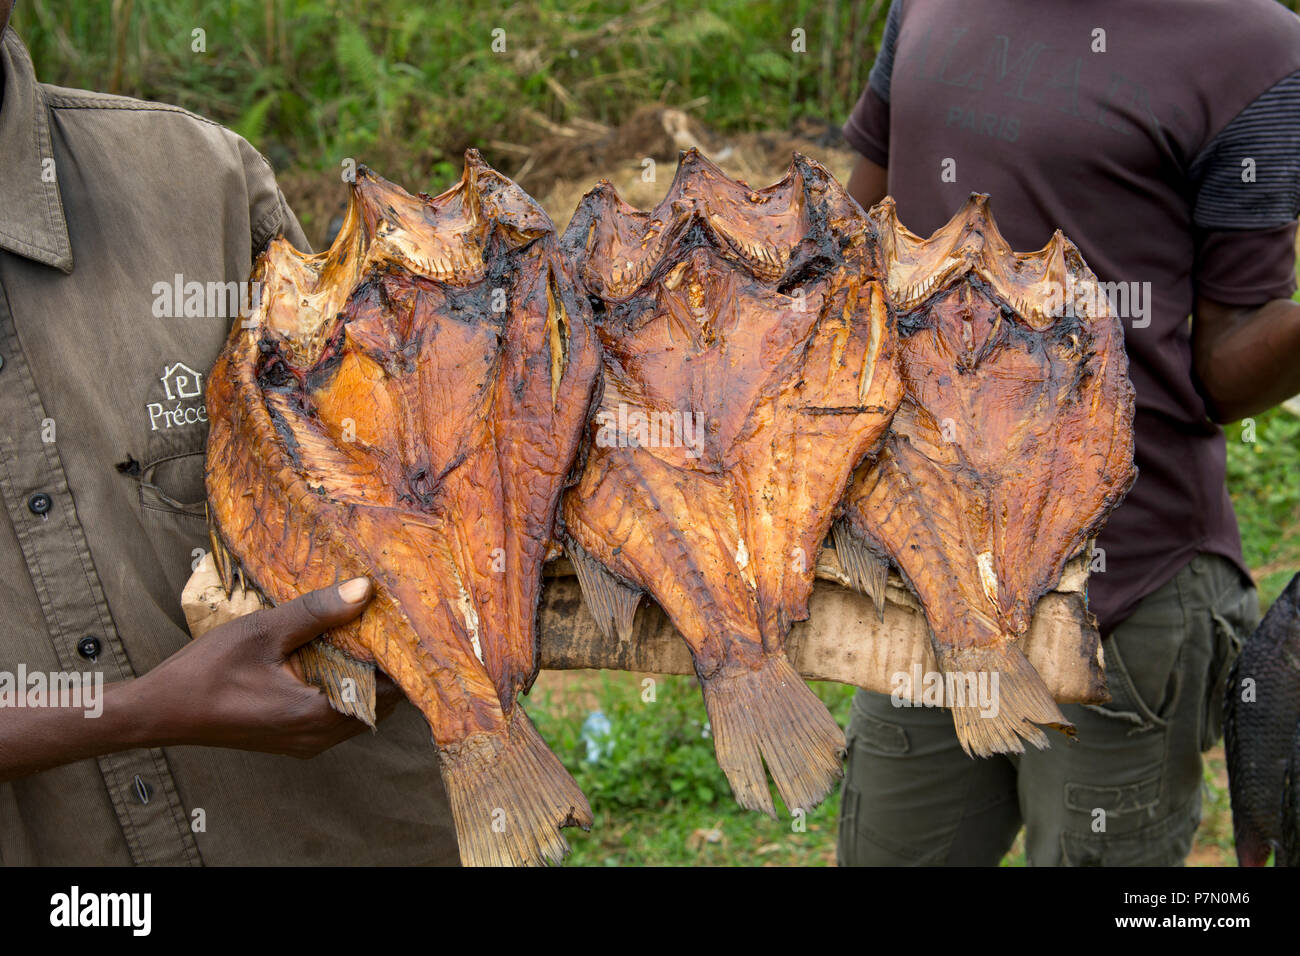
[438,709,592,867]
[1232,826,1275,867]
[938,642,1073,758]
[296,639,377,729]
[701,653,845,818]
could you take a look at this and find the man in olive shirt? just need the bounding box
[0,13,458,864]
[837,0,1300,865]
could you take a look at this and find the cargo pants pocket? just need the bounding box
[837,690,1020,865]
[1035,576,1186,864]
[1200,580,1257,752]
[1059,798,1199,866]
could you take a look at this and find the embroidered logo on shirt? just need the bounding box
[148,363,208,430]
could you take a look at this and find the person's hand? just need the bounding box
[138,577,404,757]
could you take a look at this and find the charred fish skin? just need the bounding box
[838,194,1137,758]
[561,149,902,816]
[1225,573,1300,867]
[205,151,599,867]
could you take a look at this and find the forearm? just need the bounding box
[846,156,889,213]
[1195,297,1300,422]
[0,677,164,783]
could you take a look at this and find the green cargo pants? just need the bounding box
[835,553,1259,866]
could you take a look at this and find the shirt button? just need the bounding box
[133,775,153,805]
[27,492,52,515]
[77,636,102,661]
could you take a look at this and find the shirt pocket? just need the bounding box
[138,451,207,517]
[135,450,209,610]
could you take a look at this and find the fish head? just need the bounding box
[563,149,873,302]
[254,152,556,368]
[235,158,573,509]
[875,193,1109,334]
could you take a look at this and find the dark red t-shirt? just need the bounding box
[843,0,1300,633]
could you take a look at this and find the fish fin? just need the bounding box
[207,521,229,594]
[567,540,642,643]
[439,709,593,867]
[701,653,845,818]
[296,639,377,729]
[938,642,1072,757]
[831,519,890,621]
[213,526,236,597]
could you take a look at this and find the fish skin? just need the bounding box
[1226,572,1300,866]
[560,149,903,816]
[839,194,1137,757]
[1283,731,1300,867]
[204,153,599,866]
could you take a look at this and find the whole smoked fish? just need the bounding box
[1225,572,1300,866]
[560,150,902,815]
[837,195,1136,757]
[204,152,600,866]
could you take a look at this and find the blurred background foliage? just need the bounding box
[12,0,891,190]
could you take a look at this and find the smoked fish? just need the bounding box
[1226,572,1300,866]
[204,152,600,866]
[560,150,902,815]
[836,194,1136,757]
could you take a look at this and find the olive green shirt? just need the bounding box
[0,28,458,865]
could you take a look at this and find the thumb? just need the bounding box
[247,577,374,657]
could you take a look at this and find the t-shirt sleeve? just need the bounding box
[1190,70,1300,304]
[841,0,902,167]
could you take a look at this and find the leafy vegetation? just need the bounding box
[1227,407,1300,607]
[13,0,888,195]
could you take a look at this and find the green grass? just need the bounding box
[527,672,853,866]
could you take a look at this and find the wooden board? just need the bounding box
[538,548,1108,705]
[183,547,1109,707]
